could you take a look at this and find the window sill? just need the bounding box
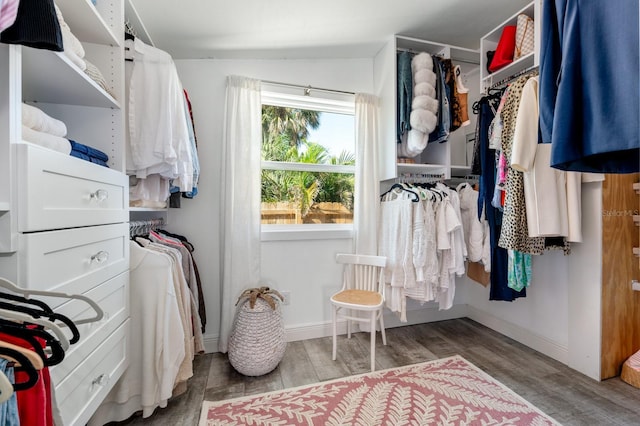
[261,224,353,241]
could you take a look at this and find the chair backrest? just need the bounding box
[336,253,387,294]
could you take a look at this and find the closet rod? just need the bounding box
[396,48,480,65]
[261,80,355,96]
[488,65,539,90]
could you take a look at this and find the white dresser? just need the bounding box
[0,1,131,424]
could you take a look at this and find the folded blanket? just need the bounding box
[84,59,115,98]
[69,140,109,162]
[22,125,71,154]
[22,103,67,137]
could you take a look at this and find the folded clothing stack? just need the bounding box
[21,103,71,154]
[54,4,86,71]
[70,140,110,168]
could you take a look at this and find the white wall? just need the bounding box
[168,58,375,352]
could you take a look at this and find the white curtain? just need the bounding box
[219,76,262,353]
[354,93,380,256]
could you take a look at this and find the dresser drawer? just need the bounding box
[17,223,129,295]
[16,143,128,232]
[50,271,129,384]
[54,319,129,426]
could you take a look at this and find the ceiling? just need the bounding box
[129,0,531,60]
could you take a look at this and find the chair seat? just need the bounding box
[331,289,382,306]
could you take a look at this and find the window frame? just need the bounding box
[260,83,356,241]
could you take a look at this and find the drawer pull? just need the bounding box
[91,373,109,388]
[90,251,109,264]
[89,189,109,202]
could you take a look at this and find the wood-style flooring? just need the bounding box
[110,318,640,425]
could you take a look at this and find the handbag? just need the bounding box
[488,25,516,72]
[514,14,534,60]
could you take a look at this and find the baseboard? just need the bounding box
[203,304,469,353]
[284,303,468,343]
[466,305,569,364]
[203,334,219,354]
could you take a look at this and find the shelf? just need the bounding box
[450,165,473,177]
[397,163,447,176]
[55,0,120,46]
[396,35,480,65]
[482,52,535,87]
[125,0,155,46]
[0,202,9,211]
[482,1,535,43]
[22,48,120,108]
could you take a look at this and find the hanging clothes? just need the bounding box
[126,37,195,204]
[539,0,639,173]
[89,241,187,424]
[396,50,413,144]
[476,95,525,302]
[0,358,19,426]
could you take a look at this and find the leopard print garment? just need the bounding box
[497,72,570,255]
[497,72,571,255]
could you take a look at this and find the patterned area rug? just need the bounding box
[199,355,560,425]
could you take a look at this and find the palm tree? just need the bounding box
[262,106,320,148]
[261,106,354,222]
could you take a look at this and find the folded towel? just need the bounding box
[22,125,71,154]
[62,44,87,71]
[70,149,90,161]
[69,140,109,162]
[54,4,85,58]
[89,157,109,168]
[22,103,67,137]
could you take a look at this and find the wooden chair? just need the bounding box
[330,253,387,372]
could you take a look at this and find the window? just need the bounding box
[261,83,355,239]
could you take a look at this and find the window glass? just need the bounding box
[261,100,355,225]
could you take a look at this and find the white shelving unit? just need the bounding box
[373,35,480,183]
[480,1,539,92]
[0,2,131,424]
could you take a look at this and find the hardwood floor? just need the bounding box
[111,318,640,425]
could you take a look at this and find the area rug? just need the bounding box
[199,355,560,425]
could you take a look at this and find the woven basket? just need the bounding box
[621,350,640,389]
[228,296,286,376]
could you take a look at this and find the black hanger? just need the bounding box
[380,183,420,202]
[0,292,54,314]
[0,301,81,345]
[0,321,65,366]
[124,31,135,41]
[0,347,39,391]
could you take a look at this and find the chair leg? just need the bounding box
[370,310,376,372]
[379,309,387,346]
[332,305,337,361]
[347,310,351,339]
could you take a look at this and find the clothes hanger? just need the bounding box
[0,308,70,350]
[0,321,65,366]
[0,292,54,314]
[380,183,420,202]
[0,278,103,325]
[0,340,43,371]
[0,369,13,403]
[0,301,81,344]
[0,347,39,391]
